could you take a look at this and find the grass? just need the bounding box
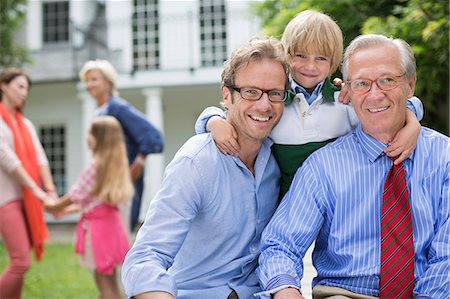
[0,242,98,299]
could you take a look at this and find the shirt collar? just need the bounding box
[285,77,339,106]
[355,124,385,163]
[355,124,414,164]
[293,79,323,105]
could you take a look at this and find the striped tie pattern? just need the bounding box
[380,160,415,298]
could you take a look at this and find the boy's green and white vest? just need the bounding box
[271,79,359,198]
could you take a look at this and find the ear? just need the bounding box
[406,74,416,98]
[222,86,231,109]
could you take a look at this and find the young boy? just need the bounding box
[195,10,423,197]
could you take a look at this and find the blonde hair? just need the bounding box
[79,59,119,96]
[89,116,134,205]
[281,10,343,74]
[221,37,290,91]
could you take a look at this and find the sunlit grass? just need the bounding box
[0,242,98,299]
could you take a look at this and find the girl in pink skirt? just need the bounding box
[46,116,134,299]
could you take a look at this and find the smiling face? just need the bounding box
[291,47,331,93]
[0,75,29,112]
[84,69,113,106]
[223,58,285,145]
[348,44,416,143]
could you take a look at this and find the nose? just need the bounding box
[304,58,316,70]
[85,81,94,89]
[19,89,29,98]
[366,80,385,99]
[254,92,272,111]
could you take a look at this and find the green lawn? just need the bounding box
[0,242,98,299]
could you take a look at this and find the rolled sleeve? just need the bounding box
[254,280,300,298]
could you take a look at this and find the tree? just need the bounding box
[252,0,449,134]
[0,0,31,68]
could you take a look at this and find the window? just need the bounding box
[132,0,160,70]
[43,1,70,43]
[39,125,66,195]
[199,0,227,67]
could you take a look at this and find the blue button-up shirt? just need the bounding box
[257,125,450,299]
[122,133,280,299]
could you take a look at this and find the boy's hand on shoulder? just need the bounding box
[333,78,351,105]
[209,116,240,155]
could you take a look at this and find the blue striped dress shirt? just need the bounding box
[257,124,450,299]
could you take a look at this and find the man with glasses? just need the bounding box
[121,37,290,299]
[256,34,450,299]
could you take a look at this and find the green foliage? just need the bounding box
[252,0,449,134]
[0,243,98,299]
[0,0,32,68]
[362,0,449,133]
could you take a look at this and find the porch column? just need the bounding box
[77,90,96,166]
[140,88,165,221]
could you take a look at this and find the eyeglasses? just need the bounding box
[228,86,287,103]
[346,73,406,94]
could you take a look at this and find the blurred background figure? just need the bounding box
[45,116,133,299]
[79,60,164,232]
[0,68,56,299]
[46,116,133,299]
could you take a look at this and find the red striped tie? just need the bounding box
[380,159,415,298]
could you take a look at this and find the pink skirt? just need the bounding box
[75,204,130,275]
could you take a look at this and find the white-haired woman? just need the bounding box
[79,60,164,232]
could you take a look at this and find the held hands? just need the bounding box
[273,287,305,299]
[31,185,53,203]
[44,186,59,200]
[43,198,63,214]
[43,193,80,219]
[208,116,240,155]
[50,204,81,219]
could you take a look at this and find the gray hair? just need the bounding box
[79,59,119,96]
[341,34,416,81]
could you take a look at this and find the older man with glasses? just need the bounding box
[121,37,290,299]
[256,34,450,299]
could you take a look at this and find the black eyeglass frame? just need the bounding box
[227,85,287,103]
